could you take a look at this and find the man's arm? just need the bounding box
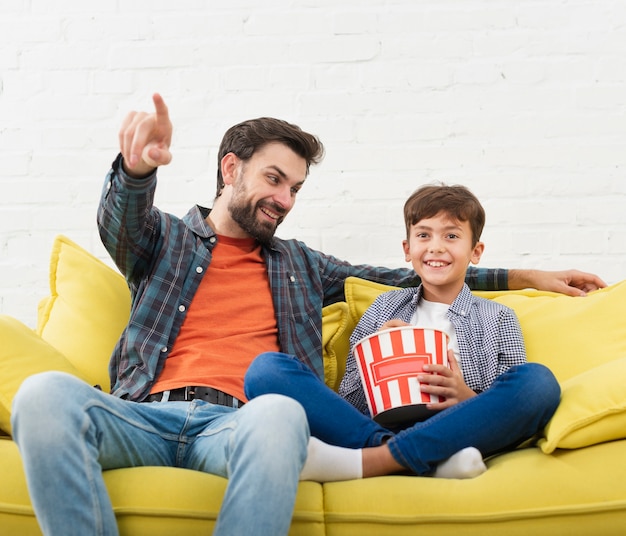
[97,93,174,281]
[507,268,607,297]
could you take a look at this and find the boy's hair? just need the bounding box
[215,117,324,198]
[403,184,486,245]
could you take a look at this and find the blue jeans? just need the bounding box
[12,371,309,536]
[244,352,561,475]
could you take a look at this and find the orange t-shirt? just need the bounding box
[150,235,280,401]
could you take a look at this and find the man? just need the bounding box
[11,94,605,536]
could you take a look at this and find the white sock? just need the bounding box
[300,436,363,482]
[433,447,487,479]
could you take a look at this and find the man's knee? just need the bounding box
[240,394,309,444]
[244,393,307,432]
[12,371,87,438]
[13,371,76,414]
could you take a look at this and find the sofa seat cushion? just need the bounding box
[323,440,626,535]
[4,435,626,535]
[0,438,326,536]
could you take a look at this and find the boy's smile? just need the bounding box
[403,212,484,303]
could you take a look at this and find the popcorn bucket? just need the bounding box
[353,326,450,427]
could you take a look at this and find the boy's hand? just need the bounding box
[419,350,476,410]
[379,319,410,331]
[119,93,173,178]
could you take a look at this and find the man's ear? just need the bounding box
[470,241,485,265]
[221,152,240,186]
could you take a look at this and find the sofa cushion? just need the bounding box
[34,235,344,392]
[322,301,355,391]
[487,281,626,382]
[323,440,626,534]
[344,276,626,382]
[342,276,626,451]
[0,437,326,535]
[0,316,83,434]
[539,356,626,453]
[37,235,132,392]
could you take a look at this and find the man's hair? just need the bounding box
[403,183,485,245]
[215,117,324,198]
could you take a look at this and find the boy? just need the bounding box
[246,183,561,479]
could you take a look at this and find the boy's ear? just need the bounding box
[402,239,411,262]
[470,241,485,265]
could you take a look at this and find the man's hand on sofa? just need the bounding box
[508,269,607,297]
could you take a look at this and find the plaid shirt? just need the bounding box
[98,154,509,402]
[338,284,527,415]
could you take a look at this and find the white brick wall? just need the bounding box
[2,0,625,327]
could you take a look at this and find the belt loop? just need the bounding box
[161,390,171,402]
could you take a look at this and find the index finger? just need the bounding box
[422,363,453,376]
[152,92,169,121]
[152,93,169,119]
[447,349,459,370]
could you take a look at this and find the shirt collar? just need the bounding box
[182,205,283,252]
[410,282,474,317]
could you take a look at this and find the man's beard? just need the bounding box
[228,197,285,246]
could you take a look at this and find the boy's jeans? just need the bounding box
[12,371,308,536]
[245,352,561,475]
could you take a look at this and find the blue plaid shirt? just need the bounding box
[338,284,527,415]
[97,154,509,402]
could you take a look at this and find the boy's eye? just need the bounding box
[446,234,459,239]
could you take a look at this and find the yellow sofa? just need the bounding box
[2,235,626,535]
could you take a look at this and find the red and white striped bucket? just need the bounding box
[353,326,450,426]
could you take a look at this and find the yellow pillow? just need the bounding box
[539,356,626,453]
[37,235,131,392]
[487,281,626,382]
[321,302,355,392]
[345,277,400,326]
[0,315,84,434]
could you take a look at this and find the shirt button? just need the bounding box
[161,346,167,353]
[209,237,216,243]
[460,310,466,316]
[290,275,296,282]
[178,305,186,312]
[196,266,203,273]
